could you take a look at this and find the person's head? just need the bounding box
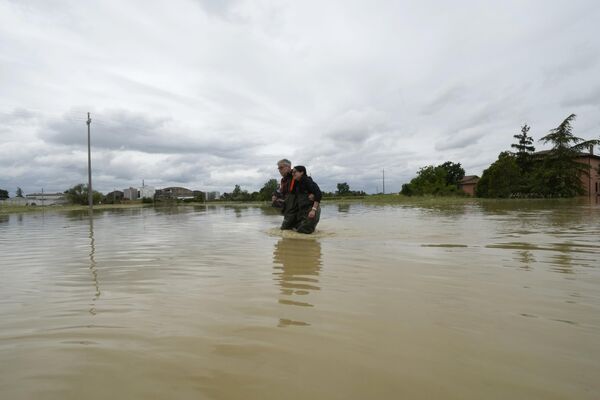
[277,159,292,177]
[292,165,307,181]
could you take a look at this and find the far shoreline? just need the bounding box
[2,195,597,217]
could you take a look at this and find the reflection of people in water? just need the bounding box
[337,203,351,214]
[273,238,322,316]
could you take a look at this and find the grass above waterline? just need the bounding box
[1,194,595,216]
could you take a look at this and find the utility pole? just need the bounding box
[87,112,93,210]
[382,169,385,195]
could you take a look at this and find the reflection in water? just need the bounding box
[337,203,351,213]
[260,206,281,216]
[0,214,8,224]
[88,214,101,314]
[516,250,535,271]
[550,251,574,274]
[273,238,322,327]
[2,203,600,399]
[222,205,250,218]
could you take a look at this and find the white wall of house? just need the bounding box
[123,186,155,200]
[139,186,155,199]
[0,198,28,206]
[123,187,138,200]
[25,193,66,205]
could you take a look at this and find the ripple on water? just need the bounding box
[1,204,600,400]
[266,227,335,239]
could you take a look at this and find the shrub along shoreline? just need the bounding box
[2,194,595,217]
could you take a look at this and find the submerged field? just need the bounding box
[1,200,599,399]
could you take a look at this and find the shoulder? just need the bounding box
[306,176,318,185]
[302,176,315,185]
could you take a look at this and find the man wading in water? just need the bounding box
[272,159,293,209]
[282,166,321,234]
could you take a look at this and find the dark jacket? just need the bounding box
[280,173,293,197]
[291,176,322,203]
[272,172,293,208]
[281,176,322,230]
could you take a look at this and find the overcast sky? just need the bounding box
[1,0,599,196]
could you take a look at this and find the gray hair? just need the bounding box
[277,159,291,167]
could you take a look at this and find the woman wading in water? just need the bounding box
[281,166,322,234]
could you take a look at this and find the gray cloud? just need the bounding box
[44,109,265,158]
[561,86,600,108]
[435,130,482,152]
[420,85,465,116]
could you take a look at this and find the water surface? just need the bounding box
[1,201,599,399]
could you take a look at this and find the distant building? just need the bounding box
[155,186,194,200]
[123,186,155,200]
[139,185,156,199]
[576,149,600,198]
[533,147,600,198]
[24,192,67,206]
[206,191,220,201]
[0,197,28,206]
[458,176,479,196]
[0,193,65,206]
[103,190,124,204]
[123,187,138,200]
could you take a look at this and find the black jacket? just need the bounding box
[291,176,322,202]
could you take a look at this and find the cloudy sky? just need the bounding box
[1,0,599,196]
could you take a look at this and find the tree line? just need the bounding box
[6,114,596,203]
[400,114,600,198]
[0,187,23,200]
[477,114,599,198]
[400,161,466,196]
[219,180,366,202]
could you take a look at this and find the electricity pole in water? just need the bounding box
[87,112,93,211]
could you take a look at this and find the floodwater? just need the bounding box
[1,200,599,399]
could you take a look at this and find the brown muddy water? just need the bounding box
[1,201,599,399]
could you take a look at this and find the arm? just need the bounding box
[307,179,322,219]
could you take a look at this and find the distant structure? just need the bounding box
[458,176,480,196]
[0,192,66,206]
[24,192,67,206]
[123,187,138,200]
[123,185,155,200]
[103,190,124,204]
[154,186,194,200]
[139,185,156,199]
[532,146,600,198]
[206,191,220,201]
[0,197,28,206]
[576,147,600,198]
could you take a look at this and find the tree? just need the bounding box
[401,165,461,196]
[401,162,465,196]
[230,184,251,201]
[476,152,522,198]
[511,124,535,172]
[336,182,350,196]
[439,161,465,187]
[64,184,102,205]
[258,179,278,201]
[536,114,600,197]
[16,187,23,197]
[0,189,8,200]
